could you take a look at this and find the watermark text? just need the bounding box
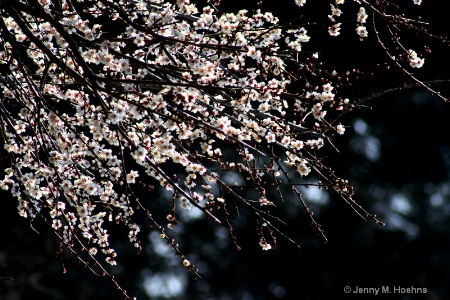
[343,285,427,295]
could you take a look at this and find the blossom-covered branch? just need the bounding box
[0,0,447,298]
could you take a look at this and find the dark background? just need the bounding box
[1,1,450,299]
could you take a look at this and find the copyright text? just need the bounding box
[343,286,427,295]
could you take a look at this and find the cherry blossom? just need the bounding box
[0,0,444,298]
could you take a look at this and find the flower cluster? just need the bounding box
[0,0,350,261]
[355,7,368,40]
[407,49,425,68]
